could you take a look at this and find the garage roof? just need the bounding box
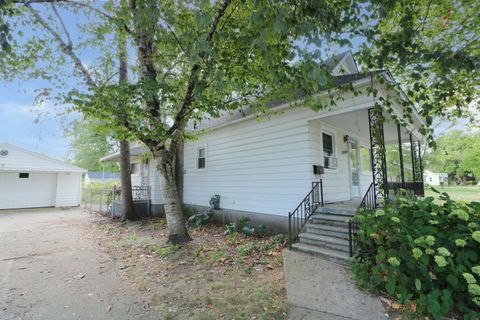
[0,143,86,173]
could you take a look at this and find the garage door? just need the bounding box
[0,172,57,209]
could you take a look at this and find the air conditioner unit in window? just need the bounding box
[324,156,338,169]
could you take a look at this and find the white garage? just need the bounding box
[0,143,86,210]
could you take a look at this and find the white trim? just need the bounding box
[195,144,207,170]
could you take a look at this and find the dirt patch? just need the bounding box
[91,214,289,320]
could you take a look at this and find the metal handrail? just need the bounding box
[348,182,375,257]
[359,182,376,211]
[288,180,324,249]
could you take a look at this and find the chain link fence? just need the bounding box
[82,186,151,216]
[82,187,115,213]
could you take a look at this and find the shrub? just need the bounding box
[351,190,480,319]
[186,210,213,228]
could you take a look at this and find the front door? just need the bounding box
[348,138,361,198]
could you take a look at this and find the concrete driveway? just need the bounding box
[0,208,155,320]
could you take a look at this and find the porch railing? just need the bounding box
[347,182,375,257]
[387,181,424,197]
[359,182,376,211]
[288,181,324,249]
[111,185,151,201]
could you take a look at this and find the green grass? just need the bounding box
[424,185,480,202]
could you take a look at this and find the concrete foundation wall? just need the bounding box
[186,204,288,234]
[112,200,165,218]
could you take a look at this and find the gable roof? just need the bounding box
[0,143,86,173]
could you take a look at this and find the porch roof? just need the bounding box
[100,145,149,162]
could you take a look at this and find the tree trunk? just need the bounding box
[118,14,136,221]
[119,140,137,221]
[155,149,191,244]
[175,137,184,204]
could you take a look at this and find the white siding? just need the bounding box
[55,173,83,207]
[308,121,351,202]
[149,159,163,205]
[0,143,84,173]
[185,106,336,217]
[182,90,379,216]
[308,121,373,202]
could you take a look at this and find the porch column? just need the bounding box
[397,124,405,185]
[417,141,424,182]
[368,107,388,204]
[409,134,416,181]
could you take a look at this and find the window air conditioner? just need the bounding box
[324,156,338,169]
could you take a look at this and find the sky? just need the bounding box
[0,3,476,161]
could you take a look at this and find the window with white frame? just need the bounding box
[130,163,139,175]
[322,131,337,168]
[196,146,206,169]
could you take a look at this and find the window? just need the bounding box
[130,163,139,175]
[19,173,29,179]
[196,146,206,169]
[360,146,371,172]
[322,131,337,168]
[322,132,334,156]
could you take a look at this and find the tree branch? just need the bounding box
[50,2,72,47]
[168,0,232,135]
[24,2,97,88]
[14,0,133,34]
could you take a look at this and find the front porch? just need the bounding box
[290,105,425,263]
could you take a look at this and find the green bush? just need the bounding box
[351,190,480,319]
[186,210,214,228]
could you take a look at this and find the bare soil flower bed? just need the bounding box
[92,213,288,320]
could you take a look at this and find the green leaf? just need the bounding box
[415,278,422,291]
[446,274,459,288]
[385,281,395,295]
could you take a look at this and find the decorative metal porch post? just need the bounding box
[397,123,405,186]
[409,134,416,181]
[410,136,425,196]
[368,108,388,205]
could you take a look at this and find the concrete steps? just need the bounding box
[292,207,355,265]
[291,242,350,265]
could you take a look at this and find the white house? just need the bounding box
[424,170,448,186]
[102,52,424,221]
[101,52,426,233]
[0,143,86,210]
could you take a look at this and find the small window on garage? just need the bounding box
[196,146,206,169]
[19,173,29,179]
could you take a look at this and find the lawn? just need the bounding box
[92,214,288,320]
[424,185,480,202]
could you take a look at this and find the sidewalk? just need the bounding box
[284,249,388,320]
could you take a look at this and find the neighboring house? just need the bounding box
[0,143,86,210]
[424,170,449,186]
[101,52,426,262]
[84,171,121,185]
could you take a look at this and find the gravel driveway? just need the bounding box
[0,207,156,320]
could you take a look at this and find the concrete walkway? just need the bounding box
[284,250,388,320]
[0,208,156,320]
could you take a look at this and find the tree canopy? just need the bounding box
[1,0,479,241]
[424,130,480,184]
[64,118,119,172]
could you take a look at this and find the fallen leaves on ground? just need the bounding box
[90,214,288,320]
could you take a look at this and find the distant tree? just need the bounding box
[65,119,119,172]
[424,130,480,184]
